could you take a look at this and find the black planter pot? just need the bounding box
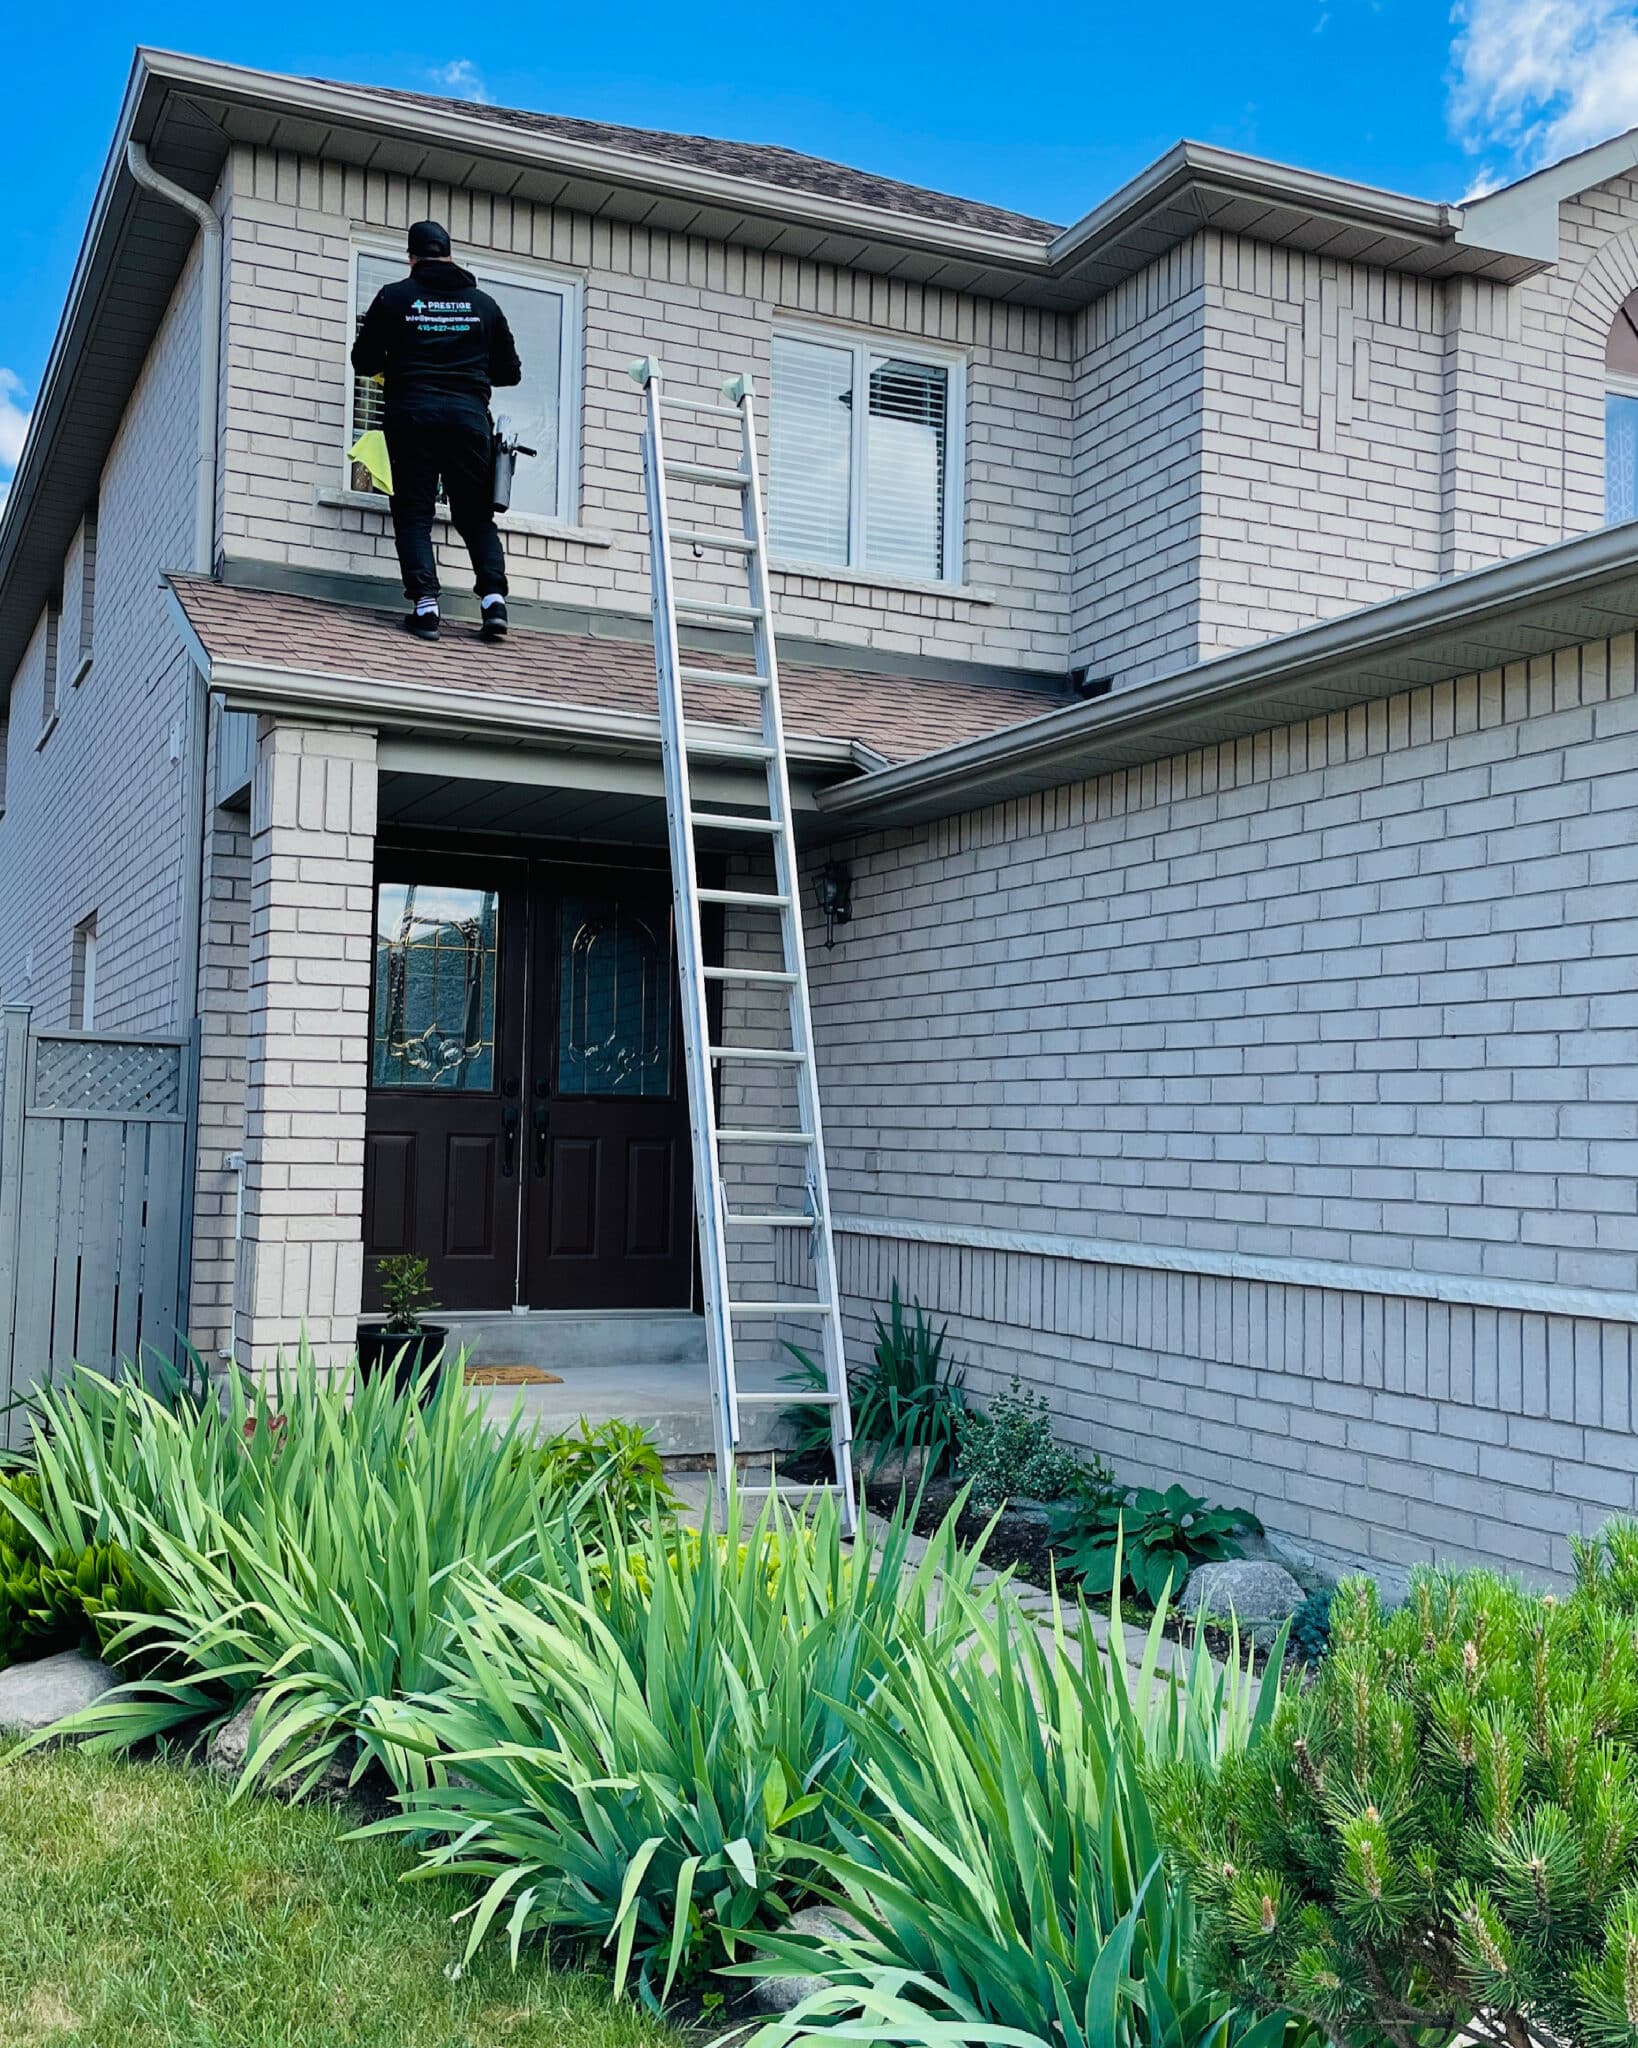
[355,1323,450,1395]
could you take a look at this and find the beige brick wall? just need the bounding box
[217,144,1073,670]
[235,719,377,1368]
[798,632,1638,1573]
[0,248,205,1029]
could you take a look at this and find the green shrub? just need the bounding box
[528,1418,673,1534]
[0,1470,155,1668]
[1052,1481,1261,1607]
[1156,1523,1638,2048]
[954,1374,1090,1510]
[368,1489,992,2006]
[732,1574,1298,2048]
[1284,1586,1332,1669]
[785,1282,966,1482]
[18,1352,588,1794]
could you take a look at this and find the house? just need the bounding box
[4,47,1638,1576]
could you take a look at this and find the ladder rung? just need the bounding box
[702,965,797,985]
[685,737,776,762]
[716,1127,816,1146]
[697,887,789,908]
[676,600,764,624]
[736,1483,848,1498]
[672,530,756,555]
[690,811,779,834]
[737,1390,842,1406]
[665,460,749,487]
[724,1211,813,1228]
[661,397,745,421]
[729,1300,835,1317]
[679,665,769,688]
[709,1045,804,1064]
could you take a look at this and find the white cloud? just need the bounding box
[432,59,491,104]
[0,367,30,476]
[1450,0,1638,180]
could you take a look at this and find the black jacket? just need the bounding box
[350,260,522,413]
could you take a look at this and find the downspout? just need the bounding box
[125,142,224,1348]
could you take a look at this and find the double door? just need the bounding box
[362,849,697,1313]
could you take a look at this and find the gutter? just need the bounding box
[818,516,1638,826]
[124,142,223,1042]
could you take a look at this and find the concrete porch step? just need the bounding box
[440,1309,707,1373]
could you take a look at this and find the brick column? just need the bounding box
[235,719,377,1371]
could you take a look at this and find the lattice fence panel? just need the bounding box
[31,1038,184,1117]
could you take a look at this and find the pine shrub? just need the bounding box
[1155,1521,1638,2048]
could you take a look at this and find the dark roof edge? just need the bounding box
[817,521,1638,829]
[217,557,1069,694]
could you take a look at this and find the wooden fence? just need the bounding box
[0,1006,196,1433]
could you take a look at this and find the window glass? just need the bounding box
[349,252,568,520]
[1608,394,1638,525]
[769,334,854,565]
[372,882,498,1090]
[770,331,958,581]
[865,356,948,580]
[557,897,674,1099]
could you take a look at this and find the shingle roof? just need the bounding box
[333,80,1062,244]
[168,578,1064,766]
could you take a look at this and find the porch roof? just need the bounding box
[165,575,1061,770]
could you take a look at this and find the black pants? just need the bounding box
[384,401,508,602]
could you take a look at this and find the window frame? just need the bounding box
[344,235,585,527]
[769,319,967,588]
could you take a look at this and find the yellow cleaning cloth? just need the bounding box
[347,429,394,496]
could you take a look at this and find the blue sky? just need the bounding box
[3,0,1637,497]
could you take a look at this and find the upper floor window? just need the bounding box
[1605,289,1638,523]
[347,245,582,524]
[58,509,97,692]
[769,327,964,585]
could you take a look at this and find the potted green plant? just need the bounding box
[357,1255,448,1391]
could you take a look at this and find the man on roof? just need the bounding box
[351,220,522,643]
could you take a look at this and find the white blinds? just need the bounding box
[864,356,947,580]
[769,334,854,564]
[770,332,954,581]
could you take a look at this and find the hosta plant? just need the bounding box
[18,1352,586,1794]
[730,1566,1299,2048]
[1155,1522,1638,2048]
[369,1488,991,2006]
[1054,1481,1261,1607]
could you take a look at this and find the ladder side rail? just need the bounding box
[733,384,857,1520]
[638,368,741,1461]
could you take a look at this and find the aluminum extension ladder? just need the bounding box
[632,355,857,1533]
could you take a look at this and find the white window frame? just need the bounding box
[770,319,967,587]
[344,236,585,526]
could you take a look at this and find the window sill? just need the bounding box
[316,488,613,548]
[69,654,93,690]
[769,558,994,605]
[35,713,58,752]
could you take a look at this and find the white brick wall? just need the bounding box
[0,250,204,1029]
[217,145,1074,670]
[798,633,1638,1573]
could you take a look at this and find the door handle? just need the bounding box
[532,1101,551,1179]
[500,1100,520,1178]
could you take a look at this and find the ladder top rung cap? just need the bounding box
[629,356,658,386]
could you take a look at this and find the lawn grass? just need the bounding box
[0,1746,689,2048]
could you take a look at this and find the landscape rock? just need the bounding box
[206,1692,357,1802]
[1180,1559,1306,1646]
[0,1649,120,1740]
[748,1905,869,2013]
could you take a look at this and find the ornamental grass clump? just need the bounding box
[368,1489,990,2007]
[734,1570,1296,2048]
[16,1352,613,1794]
[1154,1521,1638,2048]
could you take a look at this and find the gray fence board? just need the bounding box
[0,1014,195,1431]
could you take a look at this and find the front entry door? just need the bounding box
[363,852,695,1315]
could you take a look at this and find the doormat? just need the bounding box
[463,1364,565,1386]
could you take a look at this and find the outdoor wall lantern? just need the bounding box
[815,861,853,947]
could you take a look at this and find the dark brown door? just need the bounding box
[523,869,694,1310]
[362,855,526,1312]
[363,851,696,1315]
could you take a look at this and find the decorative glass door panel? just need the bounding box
[557,896,674,1099]
[372,883,499,1090]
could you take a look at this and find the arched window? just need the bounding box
[1606,289,1638,522]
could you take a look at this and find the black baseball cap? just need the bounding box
[407,220,452,259]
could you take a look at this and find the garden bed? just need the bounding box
[0,1746,686,2048]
